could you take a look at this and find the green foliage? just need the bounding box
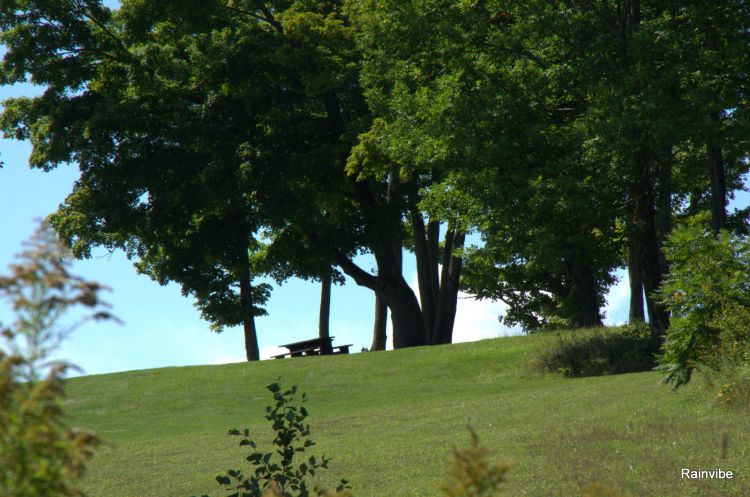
[2,0,367,353]
[0,354,100,497]
[658,224,750,388]
[194,381,349,497]
[701,335,750,409]
[0,223,115,496]
[535,325,659,378]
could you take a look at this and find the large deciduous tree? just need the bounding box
[1,0,356,359]
[4,0,749,354]
[0,0,449,351]
[348,0,623,333]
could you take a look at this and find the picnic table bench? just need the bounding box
[272,337,352,359]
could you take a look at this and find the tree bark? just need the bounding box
[627,231,645,323]
[708,112,726,233]
[565,256,603,327]
[318,270,333,355]
[371,293,387,351]
[374,236,425,347]
[335,249,426,348]
[432,228,465,344]
[239,273,260,361]
[427,219,440,298]
[411,206,437,340]
[656,145,673,276]
[633,163,669,339]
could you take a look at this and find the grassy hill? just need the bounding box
[64,332,750,497]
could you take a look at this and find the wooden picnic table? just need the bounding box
[272,336,352,359]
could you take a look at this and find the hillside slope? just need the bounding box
[65,333,750,497]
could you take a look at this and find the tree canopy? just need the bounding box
[1,0,748,356]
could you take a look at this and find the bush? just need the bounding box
[193,381,350,497]
[0,223,115,496]
[535,324,659,377]
[658,223,750,397]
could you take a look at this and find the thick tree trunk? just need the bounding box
[627,232,645,323]
[411,205,448,343]
[374,270,426,348]
[566,257,603,327]
[708,112,726,233]
[375,237,425,347]
[239,273,260,361]
[371,293,387,350]
[335,243,426,348]
[318,270,333,355]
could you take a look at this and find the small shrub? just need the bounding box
[535,324,659,377]
[441,428,512,497]
[0,222,115,496]
[193,381,349,497]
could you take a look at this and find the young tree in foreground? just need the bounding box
[0,222,116,495]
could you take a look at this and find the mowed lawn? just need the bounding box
[64,332,750,497]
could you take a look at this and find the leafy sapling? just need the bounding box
[194,381,350,497]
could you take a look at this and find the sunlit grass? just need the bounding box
[65,331,750,497]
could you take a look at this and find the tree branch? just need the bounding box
[334,252,378,292]
[252,0,284,33]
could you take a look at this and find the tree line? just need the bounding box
[1,0,748,360]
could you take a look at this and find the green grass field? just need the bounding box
[65,332,750,497]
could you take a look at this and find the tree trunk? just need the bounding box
[708,112,726,233]
[627,231,645,323]
[318,270,333,355]
[656,145,673,276]
[371,293,387,351]
[384,281,426,347]
[566,257,603,327]
[633,164,669,339]
[411,207,436,340]
[239,273,260,361]
[335,246,426,348]
[432,228,465,344]
[375,237,425,347]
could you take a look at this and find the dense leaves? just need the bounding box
[658,221,750,387]
[2,1,749,353]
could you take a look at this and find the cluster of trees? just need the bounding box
[1,0,748,360]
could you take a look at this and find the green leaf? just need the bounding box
[267,383,280,394]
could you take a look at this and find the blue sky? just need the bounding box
[1,5,748,376]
